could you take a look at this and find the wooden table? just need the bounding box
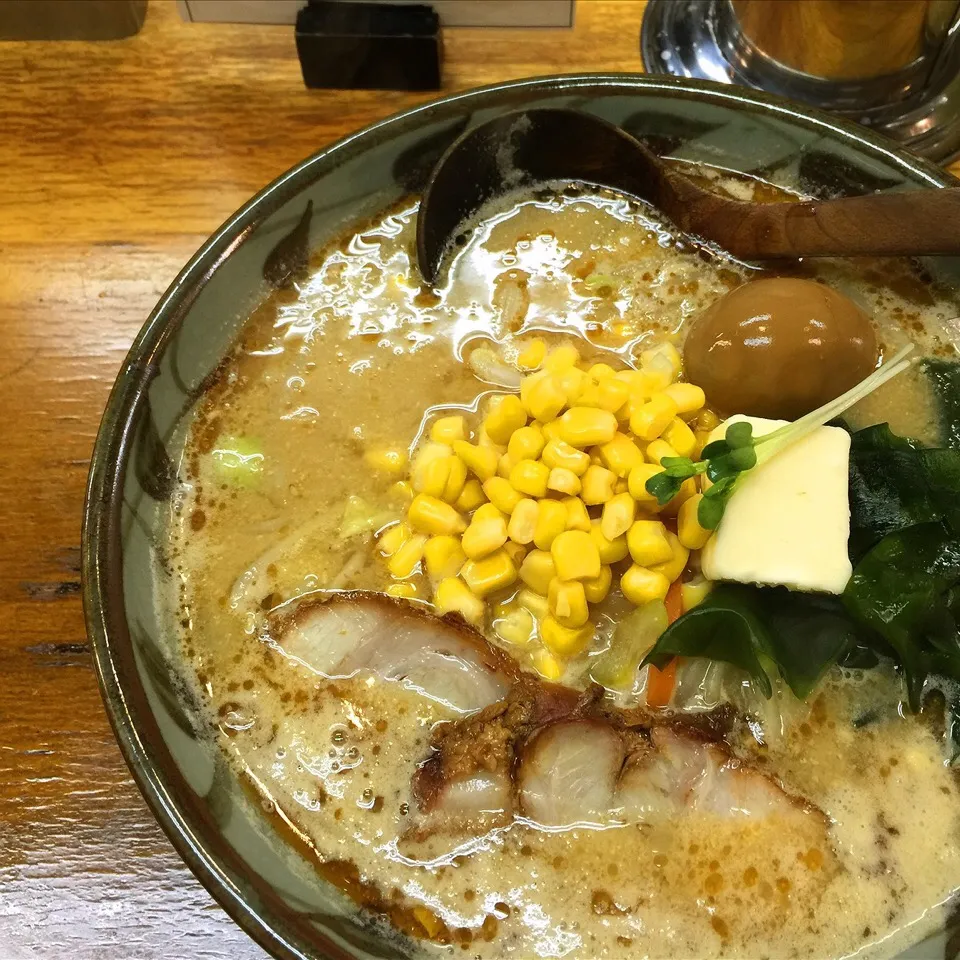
[1,2,956,957]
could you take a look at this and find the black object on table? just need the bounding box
[295,0,442,91]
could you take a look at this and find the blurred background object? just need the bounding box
[641,0,960,161]
[294,0,442,90]
[0,0,147,39]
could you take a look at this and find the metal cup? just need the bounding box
[642,0,960,161]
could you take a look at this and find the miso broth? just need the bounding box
[167,180,960,959]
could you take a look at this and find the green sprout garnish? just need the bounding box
[646,344,916,530]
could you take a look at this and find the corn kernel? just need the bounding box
[558,407,618,448]
[597,377,630,415]
[640,342,682,381]
[544,342,581,372]
[484,394,527,445]
[615,478,629,495]
[387,533,428,578]
[677,494,712,549]
[533,498,568,550]
[431,415,467,445]
[517,338,547,371]
[562,495,592,532]
[424,535,467,580]
[508,424,545,463]
[646,439,679,466]
[618,389,647,424]
[540,419,563,442]
[483,477,523,514]
[418,454,466,501]
[628,462,664,503]
[649,530,690,583]
[417,456,447,498]
[588,362,616,381]
[627,519,673,566]
[411,442,452,491]
[390,479,414,501]
[378,521,410,557]
[581,464,617,505]
[408,494,466,536]
[583,565,612,604]
[697,408,720,432]
[630,394,679,442]
[497,453,516,480]
[614,369,644,390]
[453,440,499,481]
[460,549,517,597]
[548,578,589,628]
[681,576,713,611]
[523,374,567,422]
[386,581,421,600]
[661,477,698,517]
[662,417,697,458]
[547,467,581,495]
[541,438,590,475]
[510,458,550,498]
[557,364,586,400]
[601,492,636,541]
[494,605,535,645]
[664,382,706,416]
[364,446,408,475]
[621,565,671,605]
[517,587,550,620]
[574,379,602,408]
[519,549,557,595]
[541,615,593,657]
[589,518,629,564]
[476,425,505,450]
[462,511,508,559]
[455,478,486,513]
[434,577,484,625]
[531,648,564,681]
[474,502,506,524]
[442,456,467,503]
[552,530,601,581]
[598,432,643,478]
[508,498,539,545]
[504,540,527,567]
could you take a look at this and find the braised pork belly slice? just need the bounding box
[271,593,514,714]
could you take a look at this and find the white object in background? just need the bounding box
[700,415,853,595]
[178,0,575,28]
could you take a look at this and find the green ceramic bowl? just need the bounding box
[82,75,960,960]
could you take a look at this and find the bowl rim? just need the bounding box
[81,72,958,960]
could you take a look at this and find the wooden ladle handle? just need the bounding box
[666,183,960,260]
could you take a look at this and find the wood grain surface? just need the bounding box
[1,2,957,958]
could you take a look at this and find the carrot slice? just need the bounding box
[664,579,684,624]
[647,580,684,708]
[646,658,677,708]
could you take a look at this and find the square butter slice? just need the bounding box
[700,416,852,595]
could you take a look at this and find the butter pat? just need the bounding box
[700,416,852,594]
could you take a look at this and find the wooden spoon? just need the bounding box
[416,107,960,285]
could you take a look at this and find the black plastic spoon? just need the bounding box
[415,107,960,286]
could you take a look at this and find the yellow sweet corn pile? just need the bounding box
[374,338,717,676]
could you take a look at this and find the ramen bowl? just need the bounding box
[82,75,960,960]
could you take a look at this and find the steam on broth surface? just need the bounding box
[168,177,960,958]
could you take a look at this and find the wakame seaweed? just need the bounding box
[641,584,858,700]
[924,358,960,450]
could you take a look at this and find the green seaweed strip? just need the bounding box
[923,358,960,450]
